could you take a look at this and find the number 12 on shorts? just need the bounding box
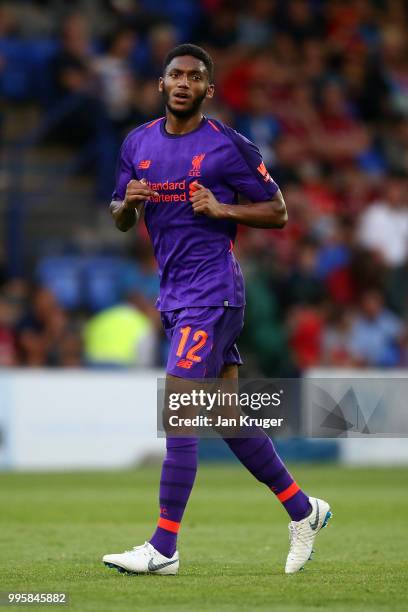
[176,326,208,363]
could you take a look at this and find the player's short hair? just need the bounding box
[163,44,214,82]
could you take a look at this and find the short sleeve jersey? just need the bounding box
[113,116,279,311]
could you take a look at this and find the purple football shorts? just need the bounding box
[161,306,244,379]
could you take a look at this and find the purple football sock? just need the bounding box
[224,430,311,521]
[149,437,198,558]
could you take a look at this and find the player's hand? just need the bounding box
[124,179,159,209]
[190,182,224,219]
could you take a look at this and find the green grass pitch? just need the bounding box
[0,464,407,611]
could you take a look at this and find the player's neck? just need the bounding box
[165,112,204,135]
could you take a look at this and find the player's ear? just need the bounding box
[206,84,215,100]
[158,77,164,93]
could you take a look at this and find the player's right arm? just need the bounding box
[110,135,159,232]
[110,180,157,232]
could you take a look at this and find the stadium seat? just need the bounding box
[82,256,125,312]
[36,255,82,309]
[0,39,32,100]
[27,39,59,105]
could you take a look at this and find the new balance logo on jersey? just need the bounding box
[138,160,151,169]
[257,161,272,183]
[176,359,194,369]
[189,154,206,176]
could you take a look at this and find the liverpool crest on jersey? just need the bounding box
[189,154,206,177]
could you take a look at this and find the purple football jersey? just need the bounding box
[113,116,279,311]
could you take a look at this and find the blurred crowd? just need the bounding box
[1,0,408,374]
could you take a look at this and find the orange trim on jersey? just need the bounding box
[146,117,164,129]
[275,482,300,502]
[229,240,234,252]
[208,119,220,132]
[158,517,180,533]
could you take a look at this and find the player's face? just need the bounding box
[159,56,214,118]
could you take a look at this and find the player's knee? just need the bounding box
[220,364,239,379]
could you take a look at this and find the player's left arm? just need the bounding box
[190,128,288,229]
[190,184,287,229]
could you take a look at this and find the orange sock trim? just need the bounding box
[275,482,300,503]
[158,517,180,533]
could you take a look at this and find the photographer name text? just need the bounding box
[168,415,284,429]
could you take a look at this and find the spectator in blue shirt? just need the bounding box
[349,289,405,367]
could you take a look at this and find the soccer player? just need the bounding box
[102,44,331,575]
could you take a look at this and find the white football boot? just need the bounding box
[285,496,332,574]
[103,542,179,575]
